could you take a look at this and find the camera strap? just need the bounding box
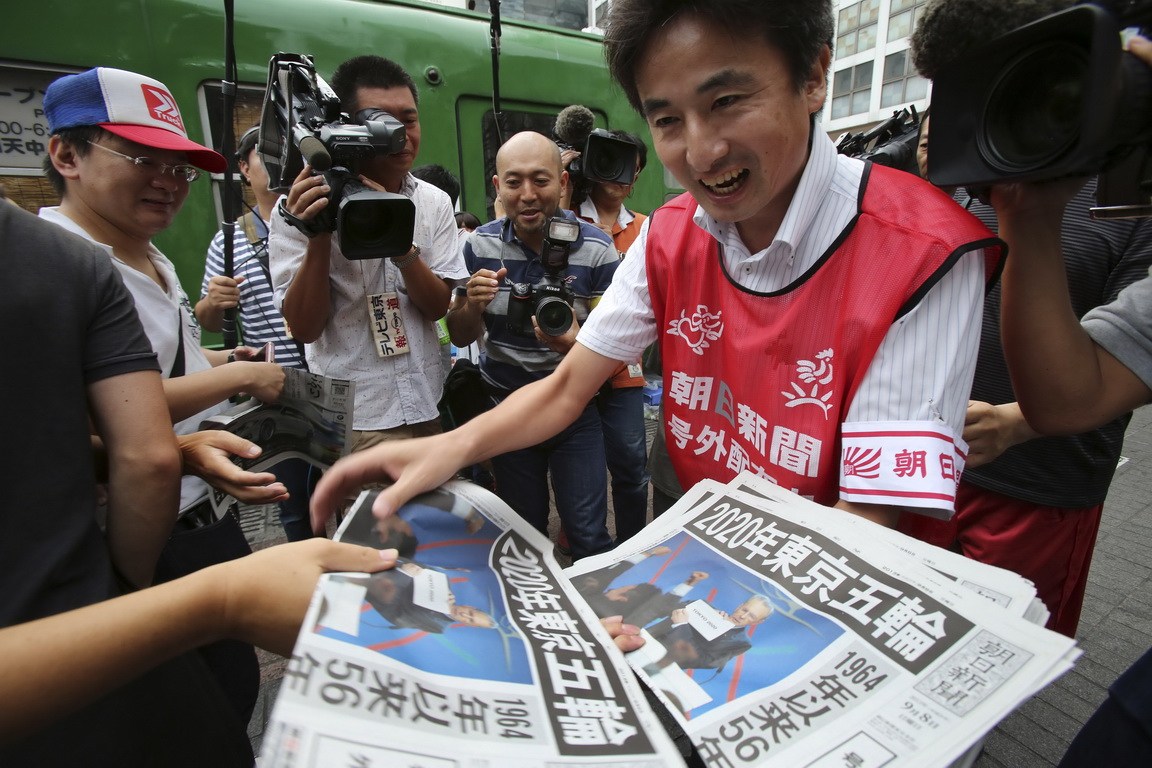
[277,198,332,239]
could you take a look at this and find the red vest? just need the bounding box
[646,165,1003,504]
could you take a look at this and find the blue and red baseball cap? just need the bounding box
[43,67,226,173]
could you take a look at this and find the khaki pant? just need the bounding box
[349,418,442,454]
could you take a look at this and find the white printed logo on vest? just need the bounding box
[781,348,836,419]
[666,303,723,356]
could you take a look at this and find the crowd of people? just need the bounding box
[5,0,1152,763]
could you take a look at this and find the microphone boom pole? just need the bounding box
[219,0,239,349]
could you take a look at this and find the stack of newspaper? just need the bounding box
[260,473,1079,767]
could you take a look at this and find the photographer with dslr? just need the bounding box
[270,55,466,453]
[448,131,618,560]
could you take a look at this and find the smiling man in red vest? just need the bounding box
[311,0,1002,536]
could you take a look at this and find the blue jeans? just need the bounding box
[273,457,317,541]
[597,385,650,543]
[489,400,613,560]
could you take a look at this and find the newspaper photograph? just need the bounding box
[567,477,1080,768]
[259,480,683,767]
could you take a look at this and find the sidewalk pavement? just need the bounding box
[240,406,1152,764]
[973,404,1152,767]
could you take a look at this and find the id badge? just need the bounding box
[367,292,411,358]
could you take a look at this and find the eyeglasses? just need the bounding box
[85,141,201,182]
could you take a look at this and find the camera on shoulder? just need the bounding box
[506,217,579,338]
[258,52,416,257]
[928,1,1152,217]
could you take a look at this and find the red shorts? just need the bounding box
[897,480,1102,637]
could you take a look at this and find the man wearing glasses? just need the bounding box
[41,67,288,518]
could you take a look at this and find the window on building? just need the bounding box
[887,0,928,42]
[831,60,873,120]
[880,49,928,108]
[835,0,880,58]
[592,0,610,30]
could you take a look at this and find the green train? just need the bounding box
[0,0,675,327]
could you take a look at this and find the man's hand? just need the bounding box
[284,163,332,225]
[209,539,398,656]
[310,433,469,536]
[600,615,644,653]
[687,571,709,586]
[448,267,507,347]
[533,312,580,355]
[559,148,581,170]
[963,400,1039,469]
[195,275,245,331]
[230,344,270,363]
[234,360,286,403]
[179,430,289,504]
[464,267,507,312]
[203,275,243,313]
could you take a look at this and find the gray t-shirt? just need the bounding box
[1083,266,1152,391]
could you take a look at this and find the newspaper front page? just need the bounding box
[566,476,1080,768]
[732,473,1045,623]
[260,480,683,767]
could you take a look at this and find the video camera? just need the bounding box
[836,106,922,175]
[506,217,579,338]
[928,0,1152,217]
[258,52,416,258]
[552,105,640,200]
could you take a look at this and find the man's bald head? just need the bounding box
[493,131,567,245]
[495,131,563,176]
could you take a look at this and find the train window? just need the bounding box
[480,110,557,220]
[199,82,267,221]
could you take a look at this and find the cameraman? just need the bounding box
[992,32,1152,768]
[447,131,619,560]
[270,56,467,453]
[573,130,651,543]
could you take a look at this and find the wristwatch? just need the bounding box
[392,244,421,269]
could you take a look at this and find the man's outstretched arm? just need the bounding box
[311,342,620,532]
[0,540,398,742]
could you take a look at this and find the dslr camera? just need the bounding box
[506,217,580,338]
[928,0,1152,217]
[258,52,416,258]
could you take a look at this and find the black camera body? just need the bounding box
[258,53,416,257]
[566,128,639,188]
[506,218,580,338]
[928,1,1152,216]
[836,106,921,175]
